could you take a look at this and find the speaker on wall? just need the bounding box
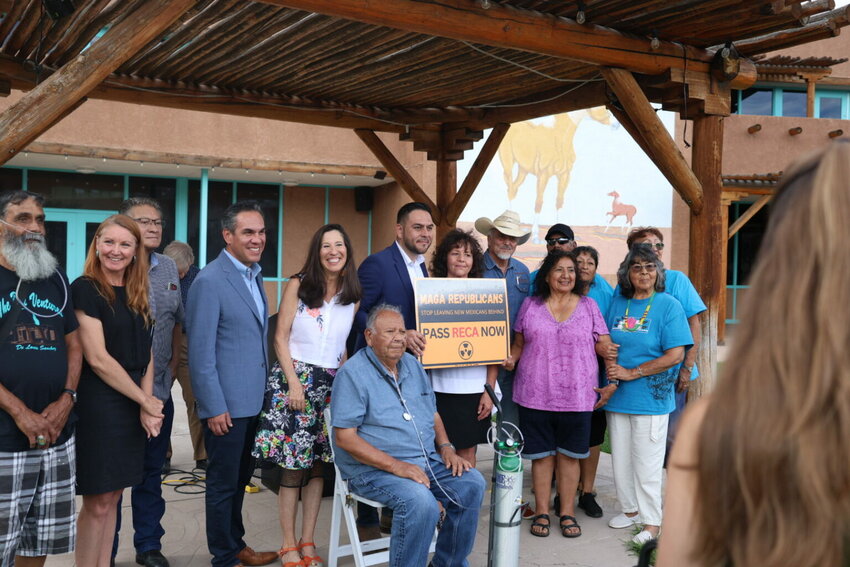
[354,186,373,212]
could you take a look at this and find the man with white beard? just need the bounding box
[0,190,82,566]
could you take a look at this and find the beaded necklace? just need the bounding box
[622,291,655,331]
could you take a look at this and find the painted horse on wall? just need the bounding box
[499,107,611,243]
[604,190,638,232]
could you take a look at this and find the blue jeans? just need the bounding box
[496,368,519,442]
[349,458,485,567]
[113,396,175,556]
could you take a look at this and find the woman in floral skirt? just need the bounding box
[253,224,360,567]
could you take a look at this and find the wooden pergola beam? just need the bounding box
[445,123,509,226]
[601,67,705,213]
[354,129,439,221]
[0,0,196,168]
[21,142,387,178]
[262,0,757,89]
[727,194,772,239]
[0,54,609,132]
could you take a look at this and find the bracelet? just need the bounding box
[636,366,644,377]
[438,442,455,451]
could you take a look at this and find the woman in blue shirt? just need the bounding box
[603,246,692,545]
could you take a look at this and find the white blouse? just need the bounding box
[289,296,355,369]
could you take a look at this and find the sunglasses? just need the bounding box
[546,237,574,246]
[630,263,657,273]
[636,242,664,250]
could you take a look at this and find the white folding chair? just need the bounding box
[325,408,436,567]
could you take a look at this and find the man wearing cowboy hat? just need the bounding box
[475,210,531,432]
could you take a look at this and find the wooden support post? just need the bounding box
[718,201,730,343]
[688,115,724,398]
[435,156,457,241]
[602,67,705,213]
[445,123,510,225]
[354,129,439,222]
[806,78,816,117]
[0,0,195,167]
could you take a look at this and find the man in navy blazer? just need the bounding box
[353,202,434,356]
[186,201,277,567]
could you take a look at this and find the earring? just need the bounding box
[95,250,99,257]
[132,255,136,263]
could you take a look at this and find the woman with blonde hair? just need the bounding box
[71,214,164,566]
[658,141,850,567]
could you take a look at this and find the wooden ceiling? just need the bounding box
[1,0,847,138]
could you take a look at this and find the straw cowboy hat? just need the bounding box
[474,210,532,245]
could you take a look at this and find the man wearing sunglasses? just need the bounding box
[528,223,575,296]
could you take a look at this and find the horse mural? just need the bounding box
[498,106,611,243]
[605,190,637,232]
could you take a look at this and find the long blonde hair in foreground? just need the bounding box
[82,214,151,326]
[695,141,850,567]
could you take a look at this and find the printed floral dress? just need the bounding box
[253,299,351,469]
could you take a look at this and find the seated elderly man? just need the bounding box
[331,304,485,567]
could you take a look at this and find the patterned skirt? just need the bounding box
[252,359,336,469]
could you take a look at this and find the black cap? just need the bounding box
[545,223,574,241]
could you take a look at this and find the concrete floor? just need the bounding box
[46,385,645,567]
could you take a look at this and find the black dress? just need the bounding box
[71,278,152,495]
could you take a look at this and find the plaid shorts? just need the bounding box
[0,435,76,563]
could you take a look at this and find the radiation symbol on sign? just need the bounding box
[458,341,474,360]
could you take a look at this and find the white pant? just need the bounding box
[606,412,668,526]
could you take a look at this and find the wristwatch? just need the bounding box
[606,379,620,387]
[438,442,455,451]
[62,388,77,404]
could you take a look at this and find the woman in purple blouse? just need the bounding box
[506,250,613,539]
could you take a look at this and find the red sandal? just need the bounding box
[278,546,304,567]
[298,540,324,567]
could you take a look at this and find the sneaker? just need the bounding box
[632,529,656,545]
[608,512,640,529]
[577,492,603,518]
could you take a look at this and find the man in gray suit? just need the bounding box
[186,201,276,567]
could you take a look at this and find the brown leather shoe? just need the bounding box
[235,546,278,566]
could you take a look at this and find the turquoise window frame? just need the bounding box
[3,164,372,306]
[814,90,849,119]
[736,85,850,118]
[726,202,743,326]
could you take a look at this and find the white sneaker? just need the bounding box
[608,512,640,529]
[632,529,656,545]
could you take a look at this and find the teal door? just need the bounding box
[44,208,112,282]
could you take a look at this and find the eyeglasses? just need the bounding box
[133,217,166,228]
[546,237,574,246]
[636,242,664,250]
[630,263,657,273]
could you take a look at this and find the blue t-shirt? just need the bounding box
[604,292,693,415]
[482,252,529,336]
[587,273,613,318]
[330,347,438,479]
[614,268,706,379]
